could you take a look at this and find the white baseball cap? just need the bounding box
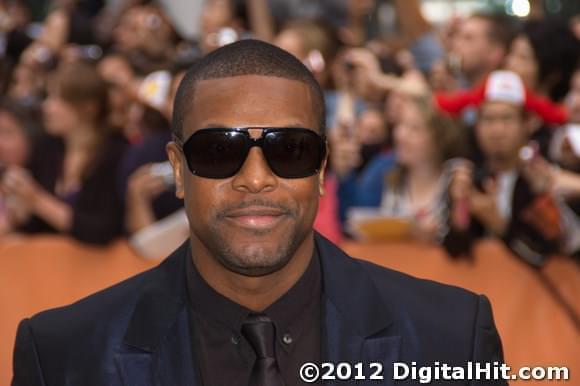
[484,70,526,105]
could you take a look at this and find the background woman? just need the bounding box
[0,61,127,244]
[379,92,465,241]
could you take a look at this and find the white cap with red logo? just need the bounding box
[484,70,526,105]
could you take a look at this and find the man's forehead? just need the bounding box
[463,17,490,36]
[182,74,318,134]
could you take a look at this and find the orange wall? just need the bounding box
[1,236,578,385]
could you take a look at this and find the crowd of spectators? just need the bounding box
[0,0,579,265]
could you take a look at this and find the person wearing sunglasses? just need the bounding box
[12,40,506,386]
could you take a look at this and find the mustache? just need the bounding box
[215,198,297,219]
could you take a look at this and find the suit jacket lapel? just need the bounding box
[317,233,401,386]
[115,234,400,386]
[115,240,199,386]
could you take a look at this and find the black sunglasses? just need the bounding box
[177,127,327,179]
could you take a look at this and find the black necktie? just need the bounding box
[241,314,285,386]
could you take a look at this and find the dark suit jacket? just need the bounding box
[12,233,506,385]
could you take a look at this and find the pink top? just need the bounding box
[314,173,342,245]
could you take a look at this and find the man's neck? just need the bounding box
[190,233,315,312]
[487,155,519,174]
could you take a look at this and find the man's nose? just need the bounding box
[485,117,509,133]
[231,146,278,193]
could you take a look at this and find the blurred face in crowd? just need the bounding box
[43,88,84,136]
[113,8,141,52]
[200,0,242,54]
[167,75,325,276]
[0,111,29,167]
[476,101,527,164]
[274,26,333,89]
[566,69,580,124]
[98,55,134,129]
[505,36,538,91]
[274,30,307,61]
[202,0,234,34]
[43,63,107,137]
[3,0,31,29]
[356,108,387,145]
[135,7,174,58]
[114,6,174,57]
[8,63,40,100]
[9,42,53,101]
[453,17,498,78]
[394,99,437,168]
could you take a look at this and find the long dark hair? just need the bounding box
[48,62,116,179]
[520,18,580,102]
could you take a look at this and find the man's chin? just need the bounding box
[218,244,292,277]
[214,233,296,277]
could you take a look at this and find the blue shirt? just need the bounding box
[337,151,396,225]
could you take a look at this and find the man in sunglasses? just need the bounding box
[12,40,506,386]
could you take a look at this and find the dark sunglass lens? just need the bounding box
[183,131,247,178]
[263,130,324,178]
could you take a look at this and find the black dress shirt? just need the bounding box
[185,245,322,386]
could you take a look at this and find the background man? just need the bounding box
[451,13,514,88]
[448,71,566,264]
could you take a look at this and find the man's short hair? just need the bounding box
[471,13,515,52]
[172,39,326,141]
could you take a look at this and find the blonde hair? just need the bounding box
[386,95,465,188]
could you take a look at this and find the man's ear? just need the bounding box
[166,141,185,199]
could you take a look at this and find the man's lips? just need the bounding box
[224,206,288,229]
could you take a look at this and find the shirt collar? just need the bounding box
[185,244,322,341]
[186,248,250,332]
[264,245,321,351]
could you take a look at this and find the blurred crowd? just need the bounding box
[0,0,579,265]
